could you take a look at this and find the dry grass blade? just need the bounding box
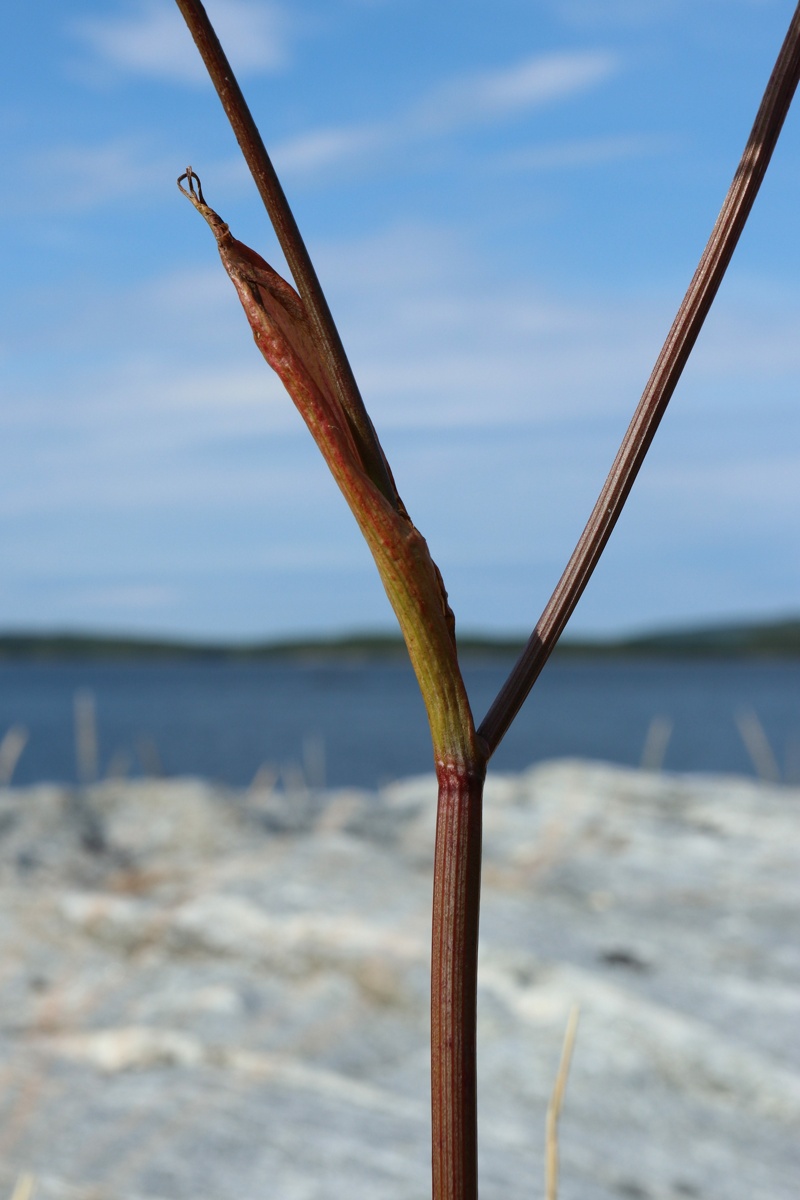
[735,708,782,783]
[0,725,28,787]
[545,1005,580,1200]
[10,1175,35,1200]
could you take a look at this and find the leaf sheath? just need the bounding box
[178,172,481,767]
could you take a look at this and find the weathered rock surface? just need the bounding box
[0,761,797,1199]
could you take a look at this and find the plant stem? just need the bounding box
[173,0,399,508]
[431,755,485,1200]
[172,14,487,1187]
[479,2,800,758]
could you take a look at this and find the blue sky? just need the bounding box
[2,0,799,641]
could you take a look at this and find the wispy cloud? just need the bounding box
[15,137,173,212]
[4,138,248,216]
[551,0,771,29]
[553,0,681,26]
[313,224,662,428]
[273,50,619,177]
[66,583,181,613]
[273,127,379,175]
[4,222,799,635]
[409,50,618,135]
[37,48,621,203]
[71,0,290,85]
[498,133,665,171]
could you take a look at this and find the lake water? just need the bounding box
[0,657,798,789]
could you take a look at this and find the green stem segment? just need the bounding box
[177,169,475,757]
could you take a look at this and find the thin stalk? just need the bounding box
[479,3,800,758]
[173,0,399,507]
[431,757,485,1200]
[172,13,487,1190]
[545,1005,580,1200]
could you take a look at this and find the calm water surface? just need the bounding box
[0,658,798,788]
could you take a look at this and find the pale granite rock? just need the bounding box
[0,761,797,1200]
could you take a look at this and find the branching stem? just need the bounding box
[173,5,800,1199]
[479,3,800,758]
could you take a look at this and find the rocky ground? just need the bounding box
[0,760,797,1200]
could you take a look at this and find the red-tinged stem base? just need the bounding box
[431,756,486,1200]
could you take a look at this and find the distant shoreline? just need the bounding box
[1,617,799,662]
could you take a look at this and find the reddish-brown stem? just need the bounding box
[173,0,399,508]
[479,3,800,758]
[431,757,485,1200]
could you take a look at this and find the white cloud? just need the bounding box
[551,0,770,28]
[273,50,620,178]
[4,138,249,216]
[312,224,665,429]
[273,126,380,175]
[687,292,800,379]
[67,583,181,612]
[553,0,681,25]
[4,220,798,636]
[18,137,172,212]
[412,51,618,135]
[646,454,800,521]
[499,133,665,171]
[72,0,289,85]
[0,224,650,542]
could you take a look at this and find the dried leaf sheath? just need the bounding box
[178,170,480,765]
